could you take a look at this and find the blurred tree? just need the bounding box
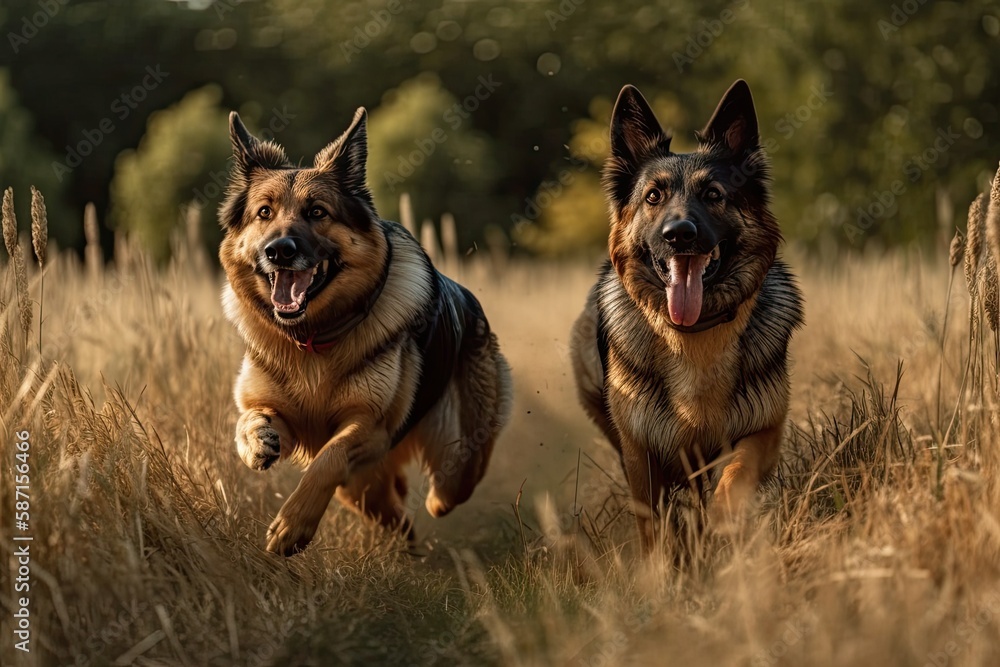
[367,73,500,249]
[1,0,999,257]
[517,93,689,256]
[0,68,75,248]
[110,85,229,260]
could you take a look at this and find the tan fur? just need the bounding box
[573,270,788,551]
[572,82,802,551]
[712,423,783,519]
[220,111,511,556]
[570,298,619,449]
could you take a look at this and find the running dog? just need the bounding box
[219,109,512,556]
[571,80,804,548]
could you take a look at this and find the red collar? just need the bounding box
[295,331,337,354]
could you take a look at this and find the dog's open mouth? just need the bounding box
[652,244,723,327]
[266,260,333,320]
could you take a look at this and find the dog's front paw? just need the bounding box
[710,472,755,535]
[236,411,282,471]
[266,507,319,557]
[265,479,337,556]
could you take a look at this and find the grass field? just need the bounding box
[1,215,999,666]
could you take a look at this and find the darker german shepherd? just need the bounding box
[570,80,804,549]
[219,109,512,556]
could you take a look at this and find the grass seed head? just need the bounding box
[2,188,32,337]
[30,186,48,268]
[984,254,999,332]
[949,229,964,269]
[965,193,987,298]
[979,162,1000,332]
[2,187,16,258]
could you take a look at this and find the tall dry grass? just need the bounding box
[0,190,998,667]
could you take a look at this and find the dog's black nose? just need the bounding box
[661,219,697,247]
[264,237,299,262]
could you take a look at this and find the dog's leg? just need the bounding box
[423,339,510,518]
[570,301,622,452]
[235,408,294,471]
[621,445,664,553]
[423,422,495,519]
[713,422,783,521]
[233,360,297,470]
[334,444,414,539]
[266,417,389,556]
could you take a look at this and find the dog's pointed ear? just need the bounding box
[229,111,257,166]
[603,85,669,206]
[698,80,759,156]
[228,111,290,176]
[314,108,372,204]
[609,85,670,166]
[221,113,290,230]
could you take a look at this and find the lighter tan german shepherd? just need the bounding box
[219,109,512,556]
[571,81,804,549]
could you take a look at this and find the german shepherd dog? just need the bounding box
[570,80,803,549]
[219,108,512,556]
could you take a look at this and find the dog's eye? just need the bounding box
[704,187,724,203]
[308,206,328,220]
[645,188,663,205]
[257,206,272,220]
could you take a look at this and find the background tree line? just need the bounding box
[0,0,998,260]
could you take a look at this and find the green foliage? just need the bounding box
[2,0,1000,257]
[110,86,229,261]
[368,73,500,249]
[518,95,687,256]
[0,69,75,248]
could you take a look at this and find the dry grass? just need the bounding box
[1,206,999,667]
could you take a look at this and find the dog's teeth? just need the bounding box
[710,245,721,261]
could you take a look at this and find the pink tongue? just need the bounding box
[666,255,711,327]
[271,269,312,312]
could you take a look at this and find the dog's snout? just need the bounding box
[264,237,300,263]
[661,219,698,247]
